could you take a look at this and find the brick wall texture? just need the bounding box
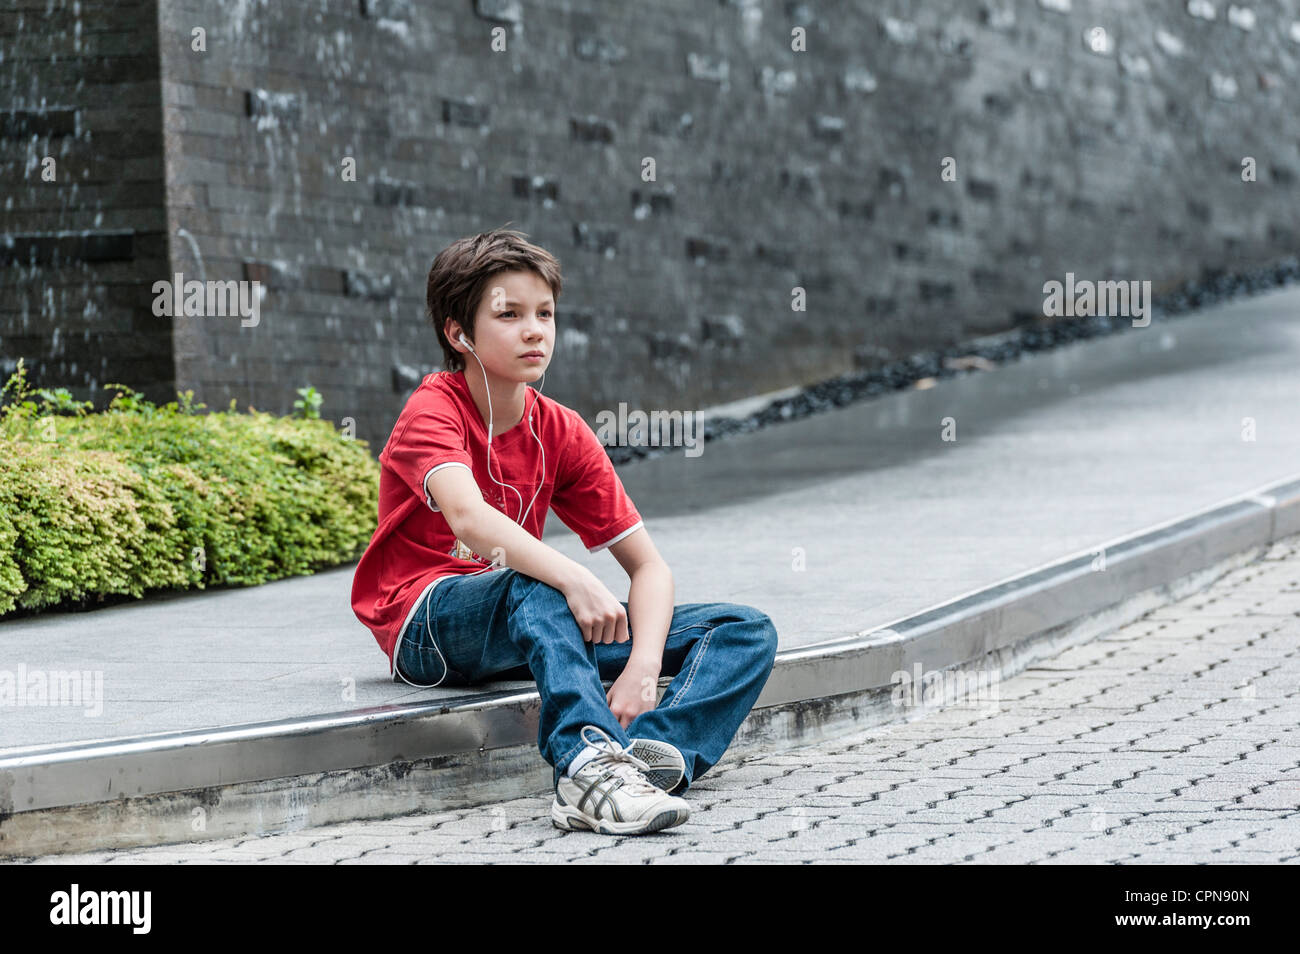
[4,0,1300,449]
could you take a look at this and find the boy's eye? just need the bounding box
[500,310,553,319]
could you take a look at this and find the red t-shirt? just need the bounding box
[350,369,644,679]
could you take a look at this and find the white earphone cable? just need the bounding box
[405,336,547,689]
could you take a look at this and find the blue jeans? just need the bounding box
[394,568,779,793]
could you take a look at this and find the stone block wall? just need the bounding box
[1,0,172,400]
[4,0,1299,449]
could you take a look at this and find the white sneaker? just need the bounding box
[552,726,690,835]
[627,737,687,793]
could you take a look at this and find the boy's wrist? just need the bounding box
[552,559,592,593]
[624,651,661,675]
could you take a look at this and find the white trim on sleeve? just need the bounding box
[423,461,472,511]
[587,519,644,554]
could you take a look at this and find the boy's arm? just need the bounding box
[607,527,672,674]
[426,465,630,644]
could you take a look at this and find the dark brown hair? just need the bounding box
[426,224,563,372]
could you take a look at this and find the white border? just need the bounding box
[588,519,644,553]
[422,461,471,512]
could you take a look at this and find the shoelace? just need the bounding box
[579,726,659,794]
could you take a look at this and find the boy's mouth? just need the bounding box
[520,351,545,359]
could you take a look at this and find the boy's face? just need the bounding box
[459,269,555,383]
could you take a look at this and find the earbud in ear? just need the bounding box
[458,333,473,352]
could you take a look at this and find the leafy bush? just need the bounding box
[292,385,323,420]
[0,360,379,617]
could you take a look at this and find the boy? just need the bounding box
[351,226,779,836]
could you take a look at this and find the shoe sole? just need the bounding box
[627,739,686,792]
[551,800,689,836]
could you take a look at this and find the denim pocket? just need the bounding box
[398,588,469,687]
[412,641,466,686]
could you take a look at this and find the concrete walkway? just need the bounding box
[3,286,1300,749]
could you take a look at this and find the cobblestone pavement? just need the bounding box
[17,539,1300,865]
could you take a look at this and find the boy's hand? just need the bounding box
[562,569,630,644]
[606,658,662,729]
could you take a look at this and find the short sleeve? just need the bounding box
[549,410,644,552]
[379,406,475,513]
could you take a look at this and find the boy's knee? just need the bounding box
[757,614,779,666]
[726,603,779,664]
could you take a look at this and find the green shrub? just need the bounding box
[0,361,379,617]
[292,385,323,420]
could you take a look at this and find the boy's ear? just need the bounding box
[444,318,464,351]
